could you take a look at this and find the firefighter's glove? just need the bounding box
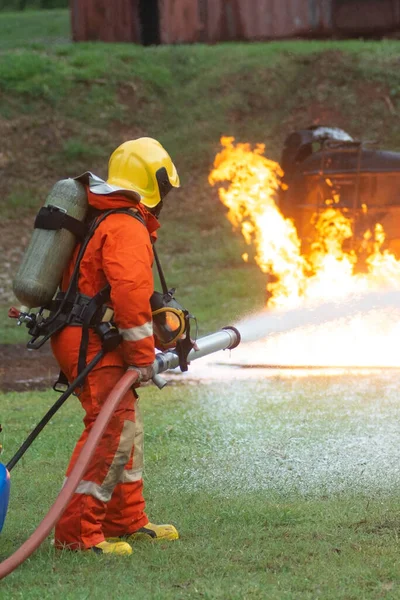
[128,365,154,383]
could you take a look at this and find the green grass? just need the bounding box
[58,137,108,163]
[2,374,400,597]
[4,187,41,214]
[0,9,69,50]
[1,18,400,595]
[0,307,26,343]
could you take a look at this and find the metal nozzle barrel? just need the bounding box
[152,326,241,388]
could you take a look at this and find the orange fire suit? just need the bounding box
[51,188,159,550]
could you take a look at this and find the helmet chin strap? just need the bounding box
[149,200,164,219]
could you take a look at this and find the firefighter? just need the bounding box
[51,138,180,555]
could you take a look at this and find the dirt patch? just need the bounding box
[281,51,397,140]
[0,112,111,304]
[0,343,58,393]
[0,112,110,195]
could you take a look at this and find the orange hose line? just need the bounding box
[0,369,139,581]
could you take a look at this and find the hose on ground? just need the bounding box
[0,369,139,580]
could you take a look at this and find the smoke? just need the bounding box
[236,290,400,343]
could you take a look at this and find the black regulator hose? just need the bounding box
[6,350,105,472]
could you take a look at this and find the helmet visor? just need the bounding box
[152,307,186,345]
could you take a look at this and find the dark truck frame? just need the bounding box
[279,127,400,261]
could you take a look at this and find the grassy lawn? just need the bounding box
[1,10,400,596]
[2,372,400,598]
[0,8,70,50]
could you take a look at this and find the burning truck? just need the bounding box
[279,126,400,262]
[209,131,400,368]
[210,131,400,311]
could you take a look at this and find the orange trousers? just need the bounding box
[54,365,148,550]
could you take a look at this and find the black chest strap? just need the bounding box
[76,284,112,375]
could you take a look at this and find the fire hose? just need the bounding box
[0,326,240,580]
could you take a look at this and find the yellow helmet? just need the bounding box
[107,138,180,208]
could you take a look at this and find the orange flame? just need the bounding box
[209,137,400,367]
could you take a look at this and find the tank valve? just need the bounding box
[8,307,35,327]
[8,307,21,320]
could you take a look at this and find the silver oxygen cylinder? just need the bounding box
[12,179,88,310]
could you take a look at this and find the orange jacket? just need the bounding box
[51,189,160,373]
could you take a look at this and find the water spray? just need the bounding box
[236,290,400,344]
[213,290,400,370]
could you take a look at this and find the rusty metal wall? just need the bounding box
[205,0,333,42]
[159,0,200,44]
[333,0,400,33]
[70,0,141,43]
[70,0,400,44]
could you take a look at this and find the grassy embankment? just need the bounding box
[1,10,400,599]
[1,11,400,340]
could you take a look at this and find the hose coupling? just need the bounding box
[222,326,241,350]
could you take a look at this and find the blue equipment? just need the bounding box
[0,465,10,533]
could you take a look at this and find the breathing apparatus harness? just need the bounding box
[151,245,197,372]
[13,203,196,389]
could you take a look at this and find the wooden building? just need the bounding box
[71,0,400,45]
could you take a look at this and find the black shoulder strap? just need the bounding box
[152,244,169,295]
[74,208,146,374]
[77,284,111,375]
[69,208,145,299]
[38,208,146,338]
[35,205,88,239]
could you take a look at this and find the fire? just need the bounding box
[209,136,304,309]
[209,136,400,367]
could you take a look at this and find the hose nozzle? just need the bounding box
[221,326,241,350]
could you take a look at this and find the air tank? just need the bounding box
[13,179,88,310]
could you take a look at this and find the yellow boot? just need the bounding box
[91,540,133,555]
[109,522,179,543]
